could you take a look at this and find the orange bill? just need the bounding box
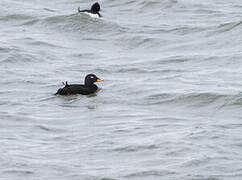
[97,78,103,82]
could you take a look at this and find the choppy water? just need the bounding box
[1,0,242,179]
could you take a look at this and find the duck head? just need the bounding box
[91,2,100,13]
[85,74,103,86]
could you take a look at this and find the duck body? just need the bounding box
[55,74,103,96]
[56,84,98,95]
[78,2,102,18]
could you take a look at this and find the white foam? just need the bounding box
[83,12,100,18]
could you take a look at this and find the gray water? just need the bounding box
[1,0,242,179]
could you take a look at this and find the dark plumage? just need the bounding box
[55,74,103,96]
[78,2,102,17]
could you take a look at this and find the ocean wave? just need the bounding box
[1,1,242,180]
[205,20,242,38]
[0,14,35,22]
[216,21,242,33]
[124,169,176,178]
[36,13,127,36]
[143,92,240,108]
[0,51,40,64]
[112,144,158,152]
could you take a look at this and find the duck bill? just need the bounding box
[97,78,103,82]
